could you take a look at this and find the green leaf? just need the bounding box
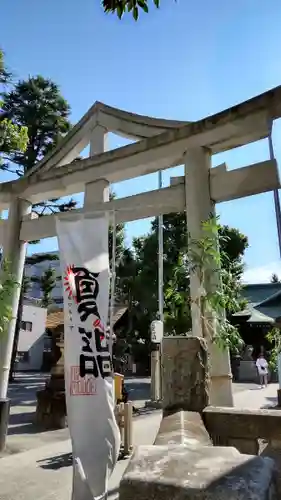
[133,6,139,19]
[138,0,148,12]
[0,259,19,337]
[117,3,123,18]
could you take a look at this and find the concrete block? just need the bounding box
[154,410,212,446]
[119,444,278,500]
[203,406,281,442]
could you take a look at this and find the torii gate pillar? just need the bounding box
[184,147,233,407]
[0,197,31,450]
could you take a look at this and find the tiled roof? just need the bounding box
[238,284,281,323]
[46,310,64,329]
[256,305,281,320]
[233,304,275,324]
[242,283,281,305]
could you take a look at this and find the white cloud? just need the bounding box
[243,261,281,284]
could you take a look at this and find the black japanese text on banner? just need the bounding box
[55,212,120,500]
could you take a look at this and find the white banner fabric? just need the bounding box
[56,213,120,500]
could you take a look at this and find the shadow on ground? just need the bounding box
[265,396,278,404]
[261,396,278,409]
[134,406,161,418]
[9,411,36,426]
[8,422,48,435]
[37,452,73,470]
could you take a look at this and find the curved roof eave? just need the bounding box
[97,101,191,139]
[255,289,281,307]
[232,305,275,324]
[24,102,191,179]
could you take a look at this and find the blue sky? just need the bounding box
[2,0,281,282]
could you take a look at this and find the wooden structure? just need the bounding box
[232,305,275,357]
[36,323,66,429]
[115,401,133,457]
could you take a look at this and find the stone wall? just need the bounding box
[203,405,281,493]
[203,406,281,454]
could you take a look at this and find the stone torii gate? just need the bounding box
[1,87,281,411]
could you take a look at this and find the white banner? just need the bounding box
[56,213,120,500]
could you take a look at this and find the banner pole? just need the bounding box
[158,171,164,401]
[268,132,281,258]
[109,211,116,368]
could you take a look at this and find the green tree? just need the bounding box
[187,216,245,352]
[102,0,162,20]
[0,48,11,85]
[116,212,248,361]
[1,75,75,215]
[271,273,280,283]
[0,49,28,159]
[31,266,57,308]
[164,253,191,335]
[39,267,57,307]
[27,254,59,308]
[114,247,139,360]
[266,327,281,371]
[163,219,248,336]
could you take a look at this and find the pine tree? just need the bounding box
[1,75,75,215]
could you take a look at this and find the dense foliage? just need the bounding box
[266,327,281,371]
[0,260,19,337]
[1,74,76,215]
[31,267,57,308]
[114,212,248,367]
[0,49,28,163]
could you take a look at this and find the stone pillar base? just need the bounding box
[35,389,66,430]
[277,388,281,407]
[209,343,233,407]
[162,335,210,414]
[210,374,233,407]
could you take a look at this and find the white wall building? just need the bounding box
[16,301,48,372]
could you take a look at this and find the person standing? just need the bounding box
[256,353,268,388]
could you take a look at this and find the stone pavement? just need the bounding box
[233,382,279,409]
[5,374,151,454]
[1,374,279,500]
[0,409,162,500]
[6,372,69,454]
